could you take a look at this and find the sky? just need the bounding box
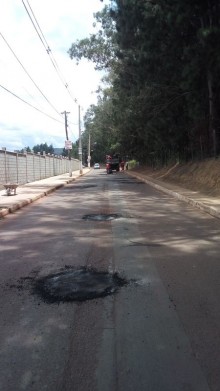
[0,0,105,152]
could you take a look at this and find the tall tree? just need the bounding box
[32,143,54,155]
[69,0,220,164]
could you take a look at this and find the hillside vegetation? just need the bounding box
[133,158,220,197]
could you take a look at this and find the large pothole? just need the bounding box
[82,213,122,221]
[33,267,127,303]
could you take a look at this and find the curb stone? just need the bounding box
[0,207,9,218]
[127,171,220,220]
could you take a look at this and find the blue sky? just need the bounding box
[0,0,106,151]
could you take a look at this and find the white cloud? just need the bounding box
[0,0,105,151]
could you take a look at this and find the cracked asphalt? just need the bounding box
[1,168,220,390]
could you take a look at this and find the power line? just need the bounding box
[0,32,62,118]
[26,0,68,87]
[21,0,67,87]
[21,0,48,52]
[21,0,78,104]
[0,83,63,124]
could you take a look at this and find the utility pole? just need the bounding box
[61,110,72,177]
[88,130,91,168]
[78,105,83,175]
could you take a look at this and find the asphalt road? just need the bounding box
[0,169,220,390]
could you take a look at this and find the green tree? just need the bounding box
[32,143,54,155]
[68,5,118,71]
[69,0,220,164]
[62,142,79,158]
[18,146,32,153]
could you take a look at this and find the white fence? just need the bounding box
[0,149,79,185]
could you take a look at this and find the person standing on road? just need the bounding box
[120,161,125,171]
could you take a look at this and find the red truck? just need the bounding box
[106,155,120,174]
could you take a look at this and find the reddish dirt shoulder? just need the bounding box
[130,158,220,197]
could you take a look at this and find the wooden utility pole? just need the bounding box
[61,111,72,177]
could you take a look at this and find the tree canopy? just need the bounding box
[19,143,54,155]
[69,0,220,165]
[32,143,54,155]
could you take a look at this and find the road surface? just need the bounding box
[1,169,220,390]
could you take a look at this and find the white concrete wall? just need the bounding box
[0,149,79,185]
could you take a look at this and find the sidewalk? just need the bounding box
[0,168,90,218]
[127,170,220,220]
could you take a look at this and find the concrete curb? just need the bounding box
[0,171,88,219]
[127,171,220,220]
[0,207,9,218]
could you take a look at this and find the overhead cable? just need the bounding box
[0,84,63,124]
[21,0,78,104]
[0,32,62,118]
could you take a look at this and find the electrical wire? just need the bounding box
[26,0,69,88]
[1,1,83,142]
[21,0,48,52]
[21,0,79,104]
[0,83,63,124]
[0,32,63,118]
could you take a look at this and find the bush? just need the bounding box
[128,159,138,169]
